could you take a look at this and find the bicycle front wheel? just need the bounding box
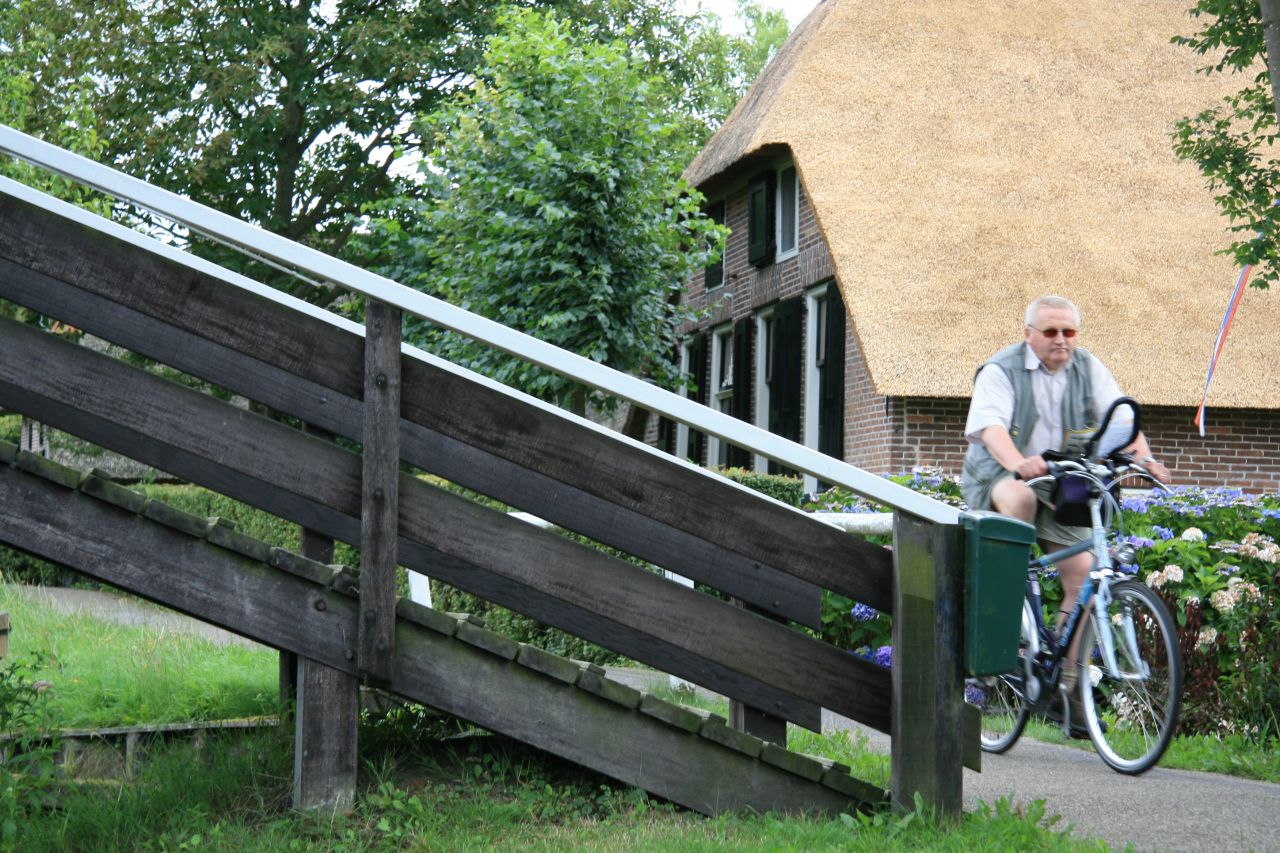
[1079,580,1182,775]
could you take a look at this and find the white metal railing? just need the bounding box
[0,124,960,525]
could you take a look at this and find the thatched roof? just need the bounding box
[686,0,1279,409]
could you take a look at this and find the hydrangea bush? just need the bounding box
[805,472,1280,745]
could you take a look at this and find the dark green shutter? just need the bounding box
[688,333,708,466]
[747,172,776,268]
[767,299,802,475]
[818,291,846,460]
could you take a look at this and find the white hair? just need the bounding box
[1025,295,1081,327]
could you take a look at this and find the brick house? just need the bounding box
[663,0,1280,494]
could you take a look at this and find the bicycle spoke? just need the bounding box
[1082,580,1182,774]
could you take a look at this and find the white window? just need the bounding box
[708,324,734,467]
[676,339,693,461]
[803,284,828,494]
[776,165,799,261]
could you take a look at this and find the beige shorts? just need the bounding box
[988,471,1092,548]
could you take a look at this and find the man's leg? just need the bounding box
[989,477,1036,524]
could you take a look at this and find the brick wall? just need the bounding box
[878,399,1280,494]
[682,174,831,330]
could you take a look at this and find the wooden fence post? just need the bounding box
[728,600,792,745]
[890,512,965,819]
[292,429,359,814]
[359,300,401,683]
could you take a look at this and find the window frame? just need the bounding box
[776,165,799,262]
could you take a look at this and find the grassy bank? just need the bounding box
[0,584,278,728]
[13,723,1104,853]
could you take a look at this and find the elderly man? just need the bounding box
[962,295,1170,733]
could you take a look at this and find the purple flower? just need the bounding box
[1120,496,1151,513]
[850,603,880,621]
[1125,535,1156,550]
[1152,525,1174,541]
[873,645,893,669]
[964,682,987,706]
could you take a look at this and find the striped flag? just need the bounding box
[1193,262,1252,437]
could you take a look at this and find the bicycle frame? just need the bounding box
[1019,472,1148,705]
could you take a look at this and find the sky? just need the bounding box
[680,0,821,34]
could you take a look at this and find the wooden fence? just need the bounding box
[0,127,977,817]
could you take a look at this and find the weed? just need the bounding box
[0,655,59,851]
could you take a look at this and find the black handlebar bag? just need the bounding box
[1050,475,1095,527]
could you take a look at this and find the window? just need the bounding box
[777,166,798,259]
[704,200,726,290]
[708,325,734,467]
[676,334,708,465]
[706,321,753,469]
[747,171,776,267]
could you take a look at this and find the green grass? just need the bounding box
[13,724,1107,853]
[0,584,279,728]
[1014,717,1280,782]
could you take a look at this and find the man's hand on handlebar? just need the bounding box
[1140,458,1171,484]
[1013,455,1049,481]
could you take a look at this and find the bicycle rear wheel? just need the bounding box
[1079,579,1182,774]
[972,600,1035,754]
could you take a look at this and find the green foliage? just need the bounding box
[0,656,59,850]
[719,466,804,506]
[370,8,724,412]
[1172,1,1280,289]
[1116,485,1280,742]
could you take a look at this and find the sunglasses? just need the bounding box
[1032,326,1077,339]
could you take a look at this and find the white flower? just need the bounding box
[1196,627,1218,647]
[1145,569,1167,589]
[1181,528,1205,542]
[1210,589,1237,613]
[1164,564,1184,583]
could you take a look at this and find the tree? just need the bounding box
[2,0,776,306]
[1,0,107,455]
[1173,0,1280,289]
[372,8,725,416]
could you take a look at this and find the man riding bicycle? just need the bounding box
[961,295,1171,735]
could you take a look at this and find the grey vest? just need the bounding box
[961,343,1097,510]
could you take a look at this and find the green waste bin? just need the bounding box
[961,511,1036,676]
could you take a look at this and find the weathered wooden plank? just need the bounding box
[359,301,401,682]
[729,599,789,746]
[0,197,892,614]
[0,465,866,816]
[292,503,358,813]
[0,320,890,731]
[889,513,965,819]
[0,254,823,626]
[293,657,359,814]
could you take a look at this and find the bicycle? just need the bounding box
[967,397,1183,775]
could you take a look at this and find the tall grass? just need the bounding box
[0,585,278,728]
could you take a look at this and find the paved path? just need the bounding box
[820,712,1280,853]
[10,586,1280,851]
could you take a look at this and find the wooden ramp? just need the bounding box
[0,129,977,819]
[0,446,882,815]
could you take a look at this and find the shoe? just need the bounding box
[1044,678,1095,740]
[1043,699,1092,740]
